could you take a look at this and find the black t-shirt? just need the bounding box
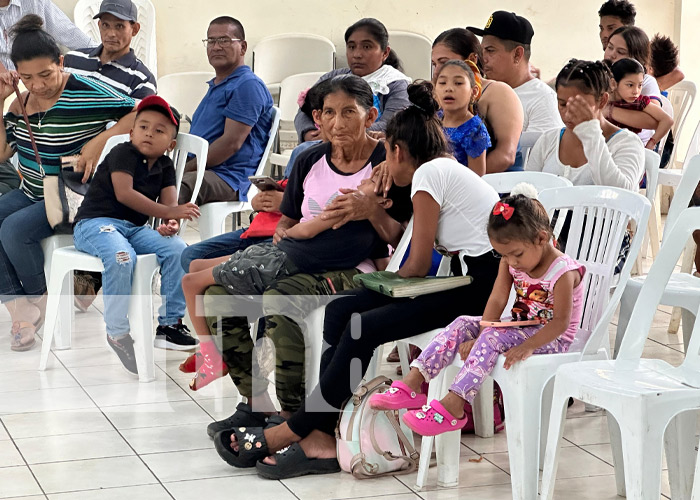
[75,142,177,226]
[277,141,413,272]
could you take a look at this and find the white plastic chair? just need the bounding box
[519,131,543,170]
[73,0,158,77]
[269,72,325,176]
[157,72,215,124]
[666,81,697,169]
[198,106,280,241]
[38,132,208,382]
[541,206,700,500]
[387,31,431,82]
[407,186,651,496]
[252,34,335,100]
[482,171,573,193]
[635,149,661,273]
[616,154,700,355]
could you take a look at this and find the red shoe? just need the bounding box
[179,352,203,373]
[189,342,228,391]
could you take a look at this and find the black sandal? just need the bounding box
[206,402,267,438]
[214,426,271,468]
[255,443,340,480]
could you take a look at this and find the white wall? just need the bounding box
[54,0,677,81]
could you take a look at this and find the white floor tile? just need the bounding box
[52,347,122,368]
[82,379,189,407]
[0,351,56,374]
[196,397,243,421]
[580,442,669,469]
[283,473,412,499]
[0,466,43,498]
[103,400,212,430]
[548,473,666,499]
[120,423,211,454]
[69,364,166,387]
[0,425,9,441]
[164,476,298,500]
[0,440,24,467]
[0,369,78,394]
[396,451,511,492]
[0,387,94,415]
[483,445,613,479]
[172,374,237,401]
[417,482,513,500]
[141,448,248,482]
[1,408,112,439]
[48,484,171,500]
[562,415,611,446]
[30,456,157,494]
[16,430,133,464]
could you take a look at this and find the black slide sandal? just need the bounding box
[214,426,270,468]
[255,443,340,480]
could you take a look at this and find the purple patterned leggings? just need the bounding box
[410,315,570,404]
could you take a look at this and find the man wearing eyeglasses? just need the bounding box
[178,16,273,206]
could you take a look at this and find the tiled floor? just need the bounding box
[0,221,692,499]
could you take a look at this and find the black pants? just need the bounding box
[286,251,501,438]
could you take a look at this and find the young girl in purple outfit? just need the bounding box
[370,188,586,436]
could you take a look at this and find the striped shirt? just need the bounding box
[0,0,97,70]
[4,73,135,201]
[64,46,156,99]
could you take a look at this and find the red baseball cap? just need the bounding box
[136,95,180,131]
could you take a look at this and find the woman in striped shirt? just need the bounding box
[0,15,135,351]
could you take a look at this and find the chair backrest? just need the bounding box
[242,106,281,201]
[277,71,325,131]
[663,154,700,240]
[96,132,209,232]
[482,171,573,194]
[388,31,432,82]
[157,72,215,122]
[252,34,335,87]
[538,186,651,356]
[667,80,696,140]
[73,0,158,77]
[643,149,660,204]
[680,120,700,170]
[519,130,543,169]
[618,206,700,365]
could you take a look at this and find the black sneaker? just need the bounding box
[154,320,199,351]
[107,334,138,376]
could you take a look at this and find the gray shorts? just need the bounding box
[212,242,295,295]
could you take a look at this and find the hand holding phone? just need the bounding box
[249,175,283,192]
[479,319,542,328]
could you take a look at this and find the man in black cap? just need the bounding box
[64,0,156,100]
[468,11,562,135]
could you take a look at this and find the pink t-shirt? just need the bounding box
[300,156,373,223]
[509,254,585,344]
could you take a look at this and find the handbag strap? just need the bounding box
[12,82,45,177]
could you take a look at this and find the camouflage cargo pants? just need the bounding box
[204,268,360,412]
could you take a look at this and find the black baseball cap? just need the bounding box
[93,0,138,22]
[467,11,534,45]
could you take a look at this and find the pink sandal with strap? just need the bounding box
[369,380,427,410]
[402,399,468,436]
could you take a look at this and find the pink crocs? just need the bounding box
[369,380,427,410]
[402,399,468,436]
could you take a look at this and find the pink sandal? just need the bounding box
[369,380,427,410]
[402,399,468,436]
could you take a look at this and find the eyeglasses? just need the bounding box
[202,37,241,48]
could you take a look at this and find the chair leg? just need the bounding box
[55,271,73,350]
[130,262,157,383]
[607,413,626,497]
[540,383,571,500]
[670,239,697,335]
[539,379,554,470]
[614,286,639,358]
[414,369,444,491]
[647,203,661,258]
[502,380,544,500]
[619,416,665,500]
[681,309,696,353]
[665,411,697,500]
[472,376,494,438]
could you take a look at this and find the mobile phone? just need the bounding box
[479,319,542,327]
[249,175,283,191]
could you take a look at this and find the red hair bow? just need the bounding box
[493,202,514,220]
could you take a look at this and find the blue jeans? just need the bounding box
[74,218,187,338]
[0,189,54,299]
[180,227,272,272]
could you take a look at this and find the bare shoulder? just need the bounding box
[479,80,521,115]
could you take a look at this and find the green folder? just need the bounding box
[353,271,473,298]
